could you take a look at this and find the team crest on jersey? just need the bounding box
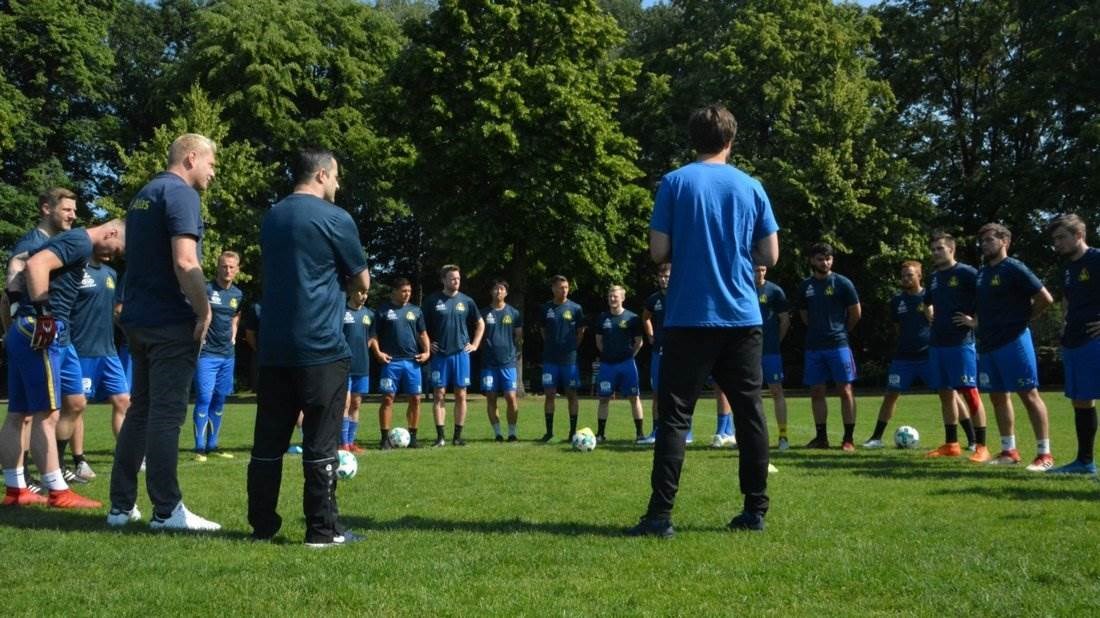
[759,294,767,304]
[230,298,238,309]
[563,310,573,321]
[362,314,371,325]
[106,276,115,289]
[948,276,959,287]
[210,291,222,305]
[991,275,1001,287]
[825,286,834,296]
[1080,269,1090,282]
[344,311,355,324]
[455,302,465,312]
[916,303,925,313]
[406,311,416,321]
[502,314,513,325]
[618,319,628,329]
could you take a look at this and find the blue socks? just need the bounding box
[716,413,734,436]
[342,417,351,444]
[348,420,359,445]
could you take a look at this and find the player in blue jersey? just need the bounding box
[1047,214,1100,475]
[192,251,243,461]
[372,278,431,449]
[639,262,669,446]
[958,223,1054,470]
[594,286,645,443]
[538,275,586,443]
[424,265,484,447]
[1,220,124,508]
[756,265,790,450]
[341,283,374,452]
[479,280,523,441]
[798,243,861,451]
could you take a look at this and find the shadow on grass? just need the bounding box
[762,450,1038,481]
[931,484,1100,502]
[0,507,255,541]
[342,513,715,537]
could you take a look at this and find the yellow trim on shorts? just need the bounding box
[42,348,57,406]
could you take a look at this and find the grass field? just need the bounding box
[3,391,1099,616]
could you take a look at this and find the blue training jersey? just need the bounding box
[423,291,481,356]
[1061,247,1100,349]
[596,309,642,363]
[480,303,523,368]
[924,263,978,347]
[890,291,930,360]
[540,299,585,364]
[70,262,119,357]
[643,291,666,349]
[758,281,788,355]
[975,257,1043,353]
[18,228,94,346]
[201,280,243,358]
[343,305,375,375]
[375,301,426,359]
[797,273,859,351]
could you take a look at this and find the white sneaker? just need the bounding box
[106,506,142,527]
[862,439,885,449]
[710,434,725,449]
[767,463,779,474]
[723,434,738,448]
[139,458,146,473]
[75,460,96,480]
[149,502,221,532]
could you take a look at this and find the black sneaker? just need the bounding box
[538,433,554,443]
[595,434,606,444]
[727,511,765,532]
[507,435,518,442]
[62,467,89,485]
[432,438,447,447]
[452,438,467,446]
[407,437,420,449]
[494,435,504,443]
[305,530,364,548]
[25,475,45,495]
[626,517,675,539]
[380,438,395,450]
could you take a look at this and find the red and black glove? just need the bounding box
[30,303,56,350]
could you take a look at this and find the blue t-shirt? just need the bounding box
[1061,247,1100,348]
[975,257,1044,353]
[758,281,788,355]
[70,262,119,357]
[540,299,585,364]
[890,291,930,360]
[481,303,523,368]
[201,281,243,358]
[649,162,779,327]
[375,301,427,359]
[258,194,368,367]
[797,273,859,351]
[19,228,94,346]
[120,172,204,328]
[423,291,481,356]
[596,309,642,363]
[343,305,375,375]
[924,263,978,347]
[643,291,667,349]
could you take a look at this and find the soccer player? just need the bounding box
[961,223,1054,470]
[192,250,243,461]
[372,278,430,449]
[1,219,124,508]
[631,104,778,537]
[342,282,374,453]
[638,262,669,445]
[798,242,861,451]
[479,279,523,441]
[538,275,586,442]
[1047,214,1100,475]
[247,148,369,546]
[424,265,484,447]
[594,285,645,443]
[756,265,790,450]
[109,133,220,531]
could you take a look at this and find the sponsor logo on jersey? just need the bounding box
[344,311,355,324]
[602,319,612,330]
[129,198,150,211]
[435,301,447,312]
[79,270,96,289]
[210,290,222,305]
[486,313,497,325]
[546,309,555,319]
[386,309,398,320]
[805,286,815,298]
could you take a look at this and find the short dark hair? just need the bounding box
[656,262,671,274]
[550,274,568,286]
[1046,213,1086,237]
[688,105,737,154]
[392,277,412,289]
[293,147,336,185]
[978,223,1011,242]
[439,264,460,279]
[929,231,956,248]
[39,187,77,209]
[809,242,834,257]
[491,279,509,291]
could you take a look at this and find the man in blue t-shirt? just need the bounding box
[756,266,790,450]
[956,223,1055,471]
[2,221,124,509]
[594,286,645,443]
[797,242,861,451]
[631,105,779,538]
[479,279,523,442]
[341,283,374,453]
[538,275,586,443]
[638,262,670,445]
[423,265,484,447]
[1047,214,1100,475]
[247,148,370,547]
[192,251,243,461]
[371,278,430,449]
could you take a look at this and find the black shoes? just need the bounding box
[626,517,675,539]
[727,511,765,532]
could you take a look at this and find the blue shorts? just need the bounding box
[6,319,82,414]
[928,343,978,390]
[430,351,471,390]
[1063,338,1100,400]
[597,358,640,398]
[887,358,933,392]
[650,349,662,393]
[195,355,235,400]
[978,329,1039,393]
[79,355,129,401]
[379,359,422,396]
[348,374,370,395]
[481,366,518,394]
[542,362,580,391]
[762,353,784,386]
[803,347,857,386]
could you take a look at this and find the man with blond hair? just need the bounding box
[192,250,243,461]
[594,285,645,443]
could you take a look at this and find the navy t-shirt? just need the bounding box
[481,304,523,368]
[120,172,204,328]
[20,228,93,346]
[797,273,859,350]
[890,291,930,360]
[924,263,978,347]
[643,291,667,349]
[201,281,243,358]
[423,291,481,356]
[258,193,368,367]
[975,257,1044,353]
[1061,247,1100,348]
[241,302,261,335]
[596,309,643,363]
[758,281,788,355]
[343,306,375,375]
[11,227,50,260]
[376,301,426,359]
[70,262,119,357]
[649,162,779,327]
[540,299,585,364]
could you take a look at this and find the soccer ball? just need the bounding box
[572,428,597,452]
[894,425,920,449]
[336,449,358,480]
[389,427,411,448]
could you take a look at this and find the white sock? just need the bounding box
[41,469,68,491]
[491,422,501,437]
[1036,439,1050,455]
[1001,435,1016,451]
[4,467,25,489]
[508,423,517,437]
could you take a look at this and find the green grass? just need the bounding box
[4,392,1100,616]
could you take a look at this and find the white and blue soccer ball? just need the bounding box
[572,427,597,452]
[336,449,358,480]
[894,425,920,449]
[389,427,411,448]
